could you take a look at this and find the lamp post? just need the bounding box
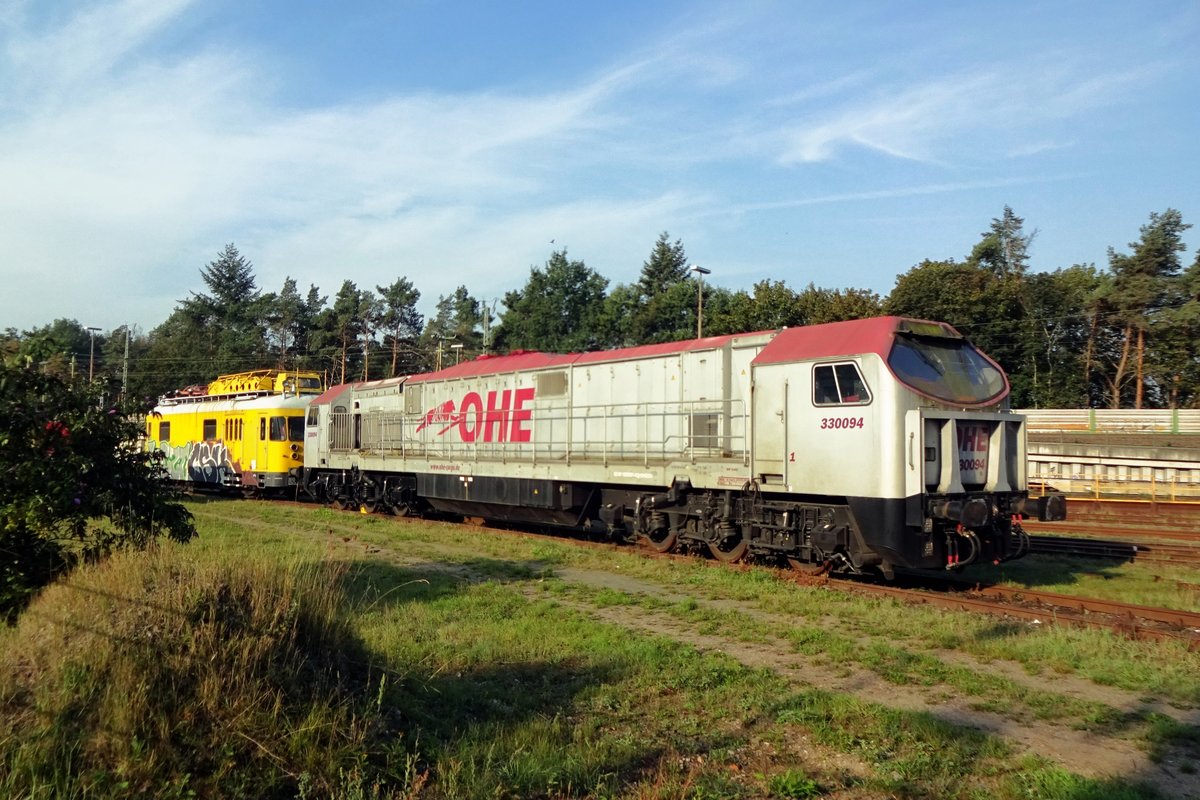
[86,326,101,381]
[451,343,464,365]
[689,265,711,339]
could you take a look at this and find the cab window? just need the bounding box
[306,407,320,427]
[888,334,1007,405]
[813,363,871,406]
[202,419,217,440]
[269,416,288,441]
[288,416,304,442]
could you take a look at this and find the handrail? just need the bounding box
[329,397,750,465]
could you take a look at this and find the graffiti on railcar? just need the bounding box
[188,440,233,485]
[150,439,238,486]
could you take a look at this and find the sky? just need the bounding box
[2,0,1198,335]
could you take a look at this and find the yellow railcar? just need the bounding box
[147,370,323,493]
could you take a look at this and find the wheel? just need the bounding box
[330,497,348,511]
[359,501,378,515]
[788,556,832,576]
[642,529,678,553]
[390,503,411,518]
[708,535,748,563]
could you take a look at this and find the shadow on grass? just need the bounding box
[330,555,557,611]
[317,556,678,796]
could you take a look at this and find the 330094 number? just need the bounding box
[820,417,865,430]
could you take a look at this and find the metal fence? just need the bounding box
[1016,409,1200,435]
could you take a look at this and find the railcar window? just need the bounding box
[813,363,871,406]
[158,421,170,441]
[888,335,1006,405]
[270,416,288,442]
[202,419,217,441]
[288,416,304,442]
[259,418,266,440]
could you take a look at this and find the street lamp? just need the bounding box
[86,326,101,381]
[451,343,464,365]
[689,265,711,339]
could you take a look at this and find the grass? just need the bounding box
[0,498,1186,798]
[959,553,1200,612]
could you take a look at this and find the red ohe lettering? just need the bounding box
[483,390,512,442]
[423,387,536,442]
[509,387,534,442]
[458,392,483,442]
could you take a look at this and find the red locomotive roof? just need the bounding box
[387,317,964,385]
[310,382,360,405]
[751,316,959,365]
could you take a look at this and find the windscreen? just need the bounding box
[888,334,1007,406]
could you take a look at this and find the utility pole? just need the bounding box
[689,266,711,339]
[86,326,101,381]
[482,304,490,355]
[121,328,131,398]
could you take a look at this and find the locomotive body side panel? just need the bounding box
[302,317,1061,573]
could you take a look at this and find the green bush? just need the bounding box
[0,363,194,621]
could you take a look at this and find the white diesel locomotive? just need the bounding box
[301,316,1065,575]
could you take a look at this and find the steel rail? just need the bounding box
[833,581,1200,649]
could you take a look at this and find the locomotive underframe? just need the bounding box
[302,466,1036,573]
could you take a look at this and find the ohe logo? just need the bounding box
[416,388,535,443]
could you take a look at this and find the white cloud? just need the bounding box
[0,1,1190,334]
[774,57,1153,166]
[0,2,658,331]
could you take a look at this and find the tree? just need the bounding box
[595,284,642,348]
[1021,266,1100,407]
[715,280,804,333]
[376,277,423,377]
[1097,209,1191,407]
[0,364,194,621]
[494,250,609,352]
[181,243,271,374]
[884,259,993,328]
[11,319,94,379]
[629,233,695,344]
[794,284,882,325]
[637,232,689,299]
[314,281,375,385]
[265,277,305,368]
[295,284,328,371]
[1151,247,1200,407]
[141,306,215,397]
[420,286,482,366]
[967,206,1036,279]
[97,324,154,403]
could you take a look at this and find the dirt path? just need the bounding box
[248,514,1200,798]
[550,567,1199,798]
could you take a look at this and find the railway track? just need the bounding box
[265,498,1200,649]
[1020,497,1200,563]
[1027,535,1200,566]
[834,578,1200,649]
